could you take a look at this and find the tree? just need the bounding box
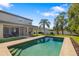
[58,12,66,34]
[67,3,79,35]
[39,19,50,34]
[54,16,60,34]
[54,12,66,34]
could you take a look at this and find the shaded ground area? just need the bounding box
[71,38,79,56]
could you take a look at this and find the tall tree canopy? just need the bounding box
[67,3,79,35]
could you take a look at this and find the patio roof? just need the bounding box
[0,10,32,21]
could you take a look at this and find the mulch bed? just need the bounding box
[71,38,79,56]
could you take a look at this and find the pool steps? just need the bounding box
[9,48,15,52]
[11,48,18,55]
[10,48,22,56]
[14,49,22,56]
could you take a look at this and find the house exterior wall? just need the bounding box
[0,24,3,38]
[53,31,71,35]
[2,23,32,38]
[32,26,50,34]
[32,26,38,34]
[0,11,32,38]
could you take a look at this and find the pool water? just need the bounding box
[8,37,63,56]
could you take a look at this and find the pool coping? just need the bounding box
[60,37,77,56]
[0,36,77,56]
[0,36,45,56]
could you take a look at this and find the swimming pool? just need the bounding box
[8,36,63,56]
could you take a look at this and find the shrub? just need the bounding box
[0,36,25,43]
[50,32,54,35]
[32,34,39,37]
[32,34,44,37]
[38,32,44,34]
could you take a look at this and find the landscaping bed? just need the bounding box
[71,38,79,56]
[0,36,26,43]
[32,34,44,37]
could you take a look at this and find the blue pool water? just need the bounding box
[9,36,63,56]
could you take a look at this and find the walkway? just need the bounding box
[0,45,11,56]
[60,37,77,56]
[0,36,44,56]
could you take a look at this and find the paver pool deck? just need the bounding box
[0,36,77,56]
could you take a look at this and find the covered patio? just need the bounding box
[3,24,32,38]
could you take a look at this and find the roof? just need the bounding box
[32,25,38,29]
[0,10,32,21]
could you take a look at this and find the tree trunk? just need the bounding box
[61,25,64,35]
[43,24,46,34]
[62,29,64,34]
[57,28,59,34]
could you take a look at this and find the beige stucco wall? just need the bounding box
[0,22,32,38]
[0,24,3,38]
[32,26,50,34]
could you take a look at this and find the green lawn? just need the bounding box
[70,36,79,44]
[53,34,79,44]
[32,34,79,45]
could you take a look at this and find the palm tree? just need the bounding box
[58,12,66,34]
[54,12,66,34]
[54,16,60,34]
[39,19,50,34]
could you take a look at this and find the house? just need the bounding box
[0,10,32,38]
[32,25,50,34]
[32,25,39,34]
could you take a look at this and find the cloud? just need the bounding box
[0,3,13,8]
[41,12,58,17]
[38,4,68,17]
[51,6,65,12]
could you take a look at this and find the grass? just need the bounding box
[34,34,79,45]
[53,34,79,44]
[71,36,79,44]
[32,34,79,45]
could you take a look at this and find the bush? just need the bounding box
[32,34,39,37]
[50,32,54,35]
[38,32,44,34]
[32,34,44,37]
[0,36,26,43]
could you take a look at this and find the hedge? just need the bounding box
[0,36,26,43]
[32,34,44,37]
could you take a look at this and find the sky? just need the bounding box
[0,3,70,29]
